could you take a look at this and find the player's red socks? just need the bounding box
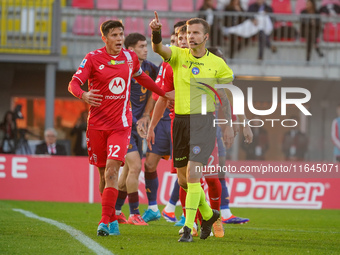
[179,186,187,216]
[205,177,222,211]
[100,187,118,225]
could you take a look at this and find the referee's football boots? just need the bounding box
[178,226,193,242]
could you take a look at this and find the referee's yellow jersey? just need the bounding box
[165,46,234,115]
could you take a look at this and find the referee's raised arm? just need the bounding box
[149,11,172,60]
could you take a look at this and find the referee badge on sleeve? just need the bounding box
[193,146,201,154]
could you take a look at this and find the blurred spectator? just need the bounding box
[70,111,88,156]
[248,0,277,60]
[198,0,221,46]
[241,118,269,160]
[282,120,308,161]
[0,111,17,154]
[35,128,67,155]
[55,115,67,140]
[300,0,323,62]
[319,2,340,16]
[331,104,340,162]
[224,0,247,58]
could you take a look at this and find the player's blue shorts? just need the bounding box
[216,125,226,158]
[127,125,143,159]
[147,119,172,158]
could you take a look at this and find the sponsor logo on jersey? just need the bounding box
[80,59,87,68]
[182,64,188,69]
[99,64,104,70]
[155,77,161,84]
[105,95,126,100]
[76,70,82,75]
[127,59,134,70]
[109,60,125,65]
[109,77,125,95]
[192,67,200,75]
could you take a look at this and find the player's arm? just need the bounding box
[68,78,103,107]
[147,96,168,150]
[235,113,253,144]
[68,57,103,107]
[331,119,340,149]
[149,11,172,60]
[137,93,156,138]
[217,88,235,148]
[133,72,174,100]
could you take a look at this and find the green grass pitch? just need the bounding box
[0,200,339,255]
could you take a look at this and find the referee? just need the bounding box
[150,12,253,242]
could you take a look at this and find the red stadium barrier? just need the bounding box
[0,155,339,209]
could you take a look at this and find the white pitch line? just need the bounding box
[13,209,113,255]
[230,226,340,234]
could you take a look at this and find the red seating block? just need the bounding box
[146,0,169,11]
[323,22,340,42]
[272,0,292,14]
[97,0,119,10]
[122,0,144,10]
[172,0,194,12]
[72,0,94,9]
[73,15,95,35]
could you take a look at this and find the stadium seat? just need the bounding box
[321,0,340,6]
[146,0,169,11]
[147,18,171,38]
[97,0,119,10]
[124,17,146,35]
[97,16,118,35]
[272,0,292,14]
[196,0,204,9]
[323,22,340,42]
[295,0,306,14]
[72,15,95,35]
[247,0,257,6]
[122,0,144,10]
[72,0,94,9]
[172,0,194,11]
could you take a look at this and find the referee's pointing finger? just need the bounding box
[154,11,159,23]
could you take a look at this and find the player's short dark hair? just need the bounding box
[124,33,147,48]
[174,20,187,30]
[186,18,210,34]
[100,20,124,37]
[178,25,187,34]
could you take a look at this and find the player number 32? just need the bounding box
[108,145,120,157]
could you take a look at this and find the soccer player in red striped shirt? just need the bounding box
[68,20,173,236]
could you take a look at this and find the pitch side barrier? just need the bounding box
[0,154,339,209]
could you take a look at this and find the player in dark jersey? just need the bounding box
[140,32,179,223]
[114,33,159,225]
[68,20,173,236]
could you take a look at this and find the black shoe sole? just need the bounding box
[178,235,193,242]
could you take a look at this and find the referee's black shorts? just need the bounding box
[172,112,216,168]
